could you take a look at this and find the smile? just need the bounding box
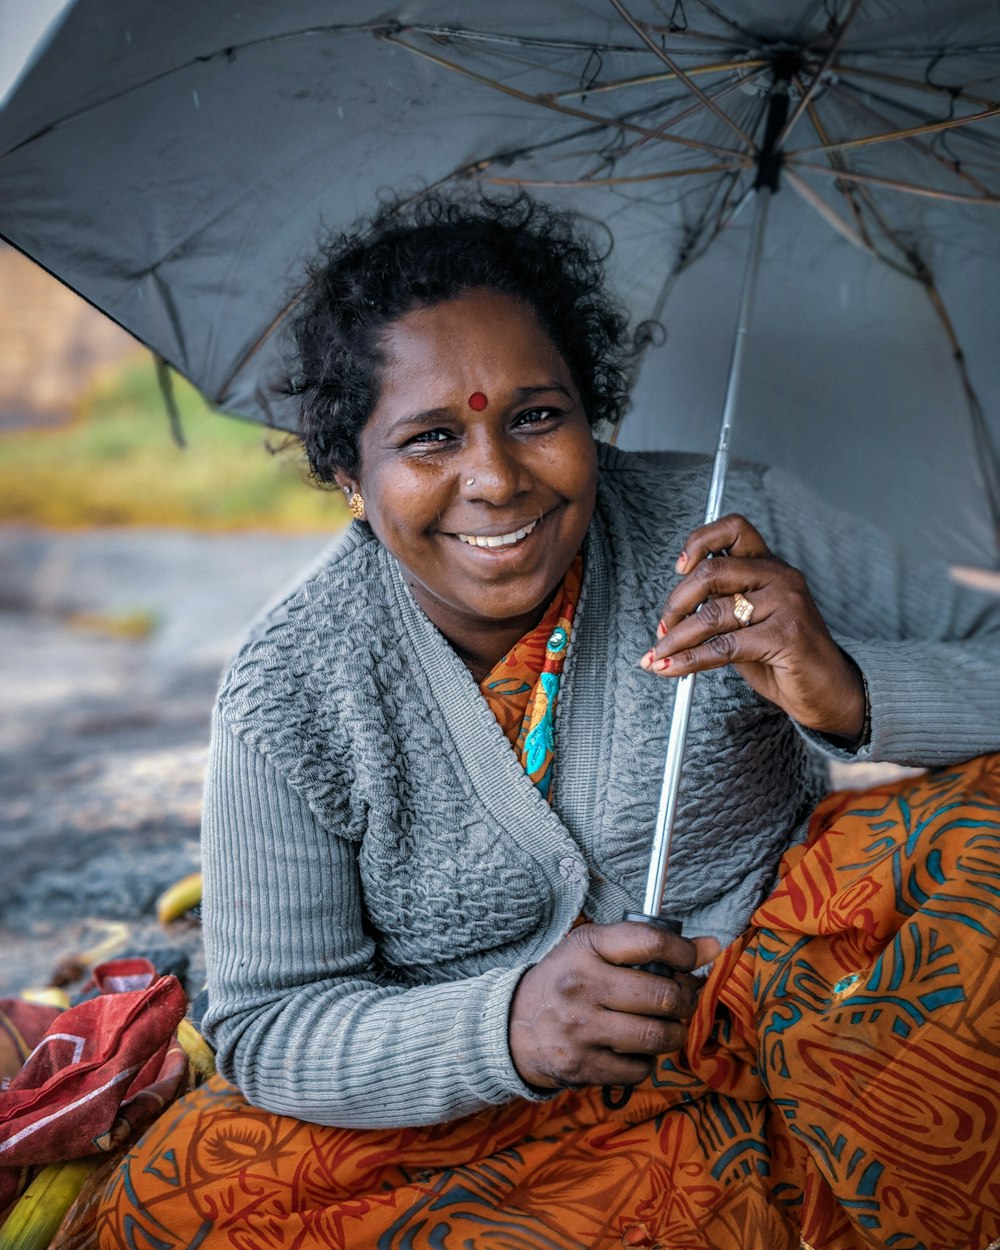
[455,518,540,549]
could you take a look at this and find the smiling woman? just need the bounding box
[95,195,1000,1250]
[347,289,597,679]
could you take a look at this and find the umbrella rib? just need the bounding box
[480,161,746,188]
[784,169,896,263]
[687,0,758,43]
[607,64,768,164]
[381,32,745,159]
[828,63,1000,112]
[826,156,946,277]
[607,0,757,150]
[775,0,863,149]
[826,82,998,199]
[922,283,1000,537]
[549,58,767,101]
[819,169,1000,515]
[397,24,726,57]
[791,104,1000,157]
[787,161,1000,205]
[829,77,1000,161]
[800,91,878,252]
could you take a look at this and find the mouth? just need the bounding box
[454,517,541,549]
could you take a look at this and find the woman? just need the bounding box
[96,196,1000,1249]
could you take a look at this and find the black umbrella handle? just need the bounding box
[602,911,683,1110]
[622,910,682,977]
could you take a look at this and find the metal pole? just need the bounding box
[640,182,775,918]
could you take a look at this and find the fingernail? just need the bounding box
[656,657,672,672]
[656,620,666,638]
[639,650,655,669]
[676,550,688,571]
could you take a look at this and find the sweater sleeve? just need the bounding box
[757,465,1000,766]
[200,714,548,1128]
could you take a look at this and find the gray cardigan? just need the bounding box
[201,446,1000,1128]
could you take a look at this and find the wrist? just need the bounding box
[821,655,870,747]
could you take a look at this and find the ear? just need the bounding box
[333,470,354,495]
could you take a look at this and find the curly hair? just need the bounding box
[283,193,634,481]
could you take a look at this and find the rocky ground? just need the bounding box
[0,526,332,1001]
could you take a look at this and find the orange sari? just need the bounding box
[95,564,1000,1249]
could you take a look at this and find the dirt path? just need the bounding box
[0,526,333,999]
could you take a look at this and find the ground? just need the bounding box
[0,526,331,1000]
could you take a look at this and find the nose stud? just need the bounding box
[465,477,476,487]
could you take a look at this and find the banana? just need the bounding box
[18,988,70,1010]
[176,1018,216,1081]
[0,1158,99,1250]
[155,871,203,924]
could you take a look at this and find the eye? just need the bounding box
[514,406,559,428]
[406,428,452,446]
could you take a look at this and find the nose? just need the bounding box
[462,432,528,505]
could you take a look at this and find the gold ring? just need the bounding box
[732,591,754,627]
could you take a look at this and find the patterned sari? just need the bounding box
[94,559,1000,1250]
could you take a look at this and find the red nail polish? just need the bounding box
[656,657,671,672]
[656,621,666,638]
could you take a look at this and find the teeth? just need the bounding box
[456,518,538,548]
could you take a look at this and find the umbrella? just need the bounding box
[1,0,1000,567]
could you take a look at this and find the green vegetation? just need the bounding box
[0,354,346,532]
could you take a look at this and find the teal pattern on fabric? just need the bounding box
[524,671,560,797]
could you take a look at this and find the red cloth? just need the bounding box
[0,959,188,1218]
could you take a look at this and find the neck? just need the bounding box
[448,618,544,684]
[406,583,551,684]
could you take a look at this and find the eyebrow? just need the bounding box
[384,383,574,435]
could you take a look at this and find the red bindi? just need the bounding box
[468,391,488,411]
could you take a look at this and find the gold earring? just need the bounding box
[347,491,366,522]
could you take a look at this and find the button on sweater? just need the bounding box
[201,445,1000,1127]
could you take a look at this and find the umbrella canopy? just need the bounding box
[2,0,999,561]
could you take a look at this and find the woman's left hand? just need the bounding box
[641,513,866,741]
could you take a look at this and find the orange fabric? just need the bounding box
[96,757,1000,1249]
[479,550,582,797]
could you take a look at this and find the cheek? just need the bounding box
[559,437,599,508]
[365,465,447,540]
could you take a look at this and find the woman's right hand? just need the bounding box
[508,921,719,1091]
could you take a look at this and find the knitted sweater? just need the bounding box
[202,445,1000,1128]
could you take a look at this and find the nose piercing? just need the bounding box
[465,477,476,487]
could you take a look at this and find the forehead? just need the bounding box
[376,290,572,398]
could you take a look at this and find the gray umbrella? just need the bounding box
[1,0,999,562]
[3,0,1000,921]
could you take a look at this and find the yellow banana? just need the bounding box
[155,871,203,924]
[0,1158,99,1250]
[176,1018,216,1081]
[18,988,70,1010]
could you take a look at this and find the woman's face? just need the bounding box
[345,288,598,666]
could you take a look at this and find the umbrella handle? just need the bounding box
[640,179,776,921]
[600,911,683,1111]
[621,910,682,977]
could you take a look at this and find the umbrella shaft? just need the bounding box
[641,184,775,920]
[703,184,774,527]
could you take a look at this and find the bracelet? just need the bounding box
[855,673,872,748]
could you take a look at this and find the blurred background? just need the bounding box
[0,237,341,997]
